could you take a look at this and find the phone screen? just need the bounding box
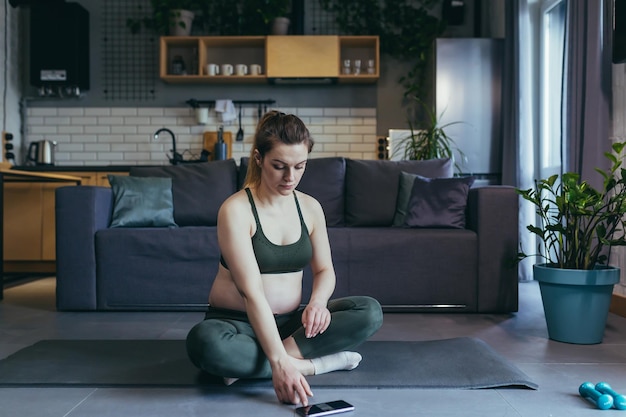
[295,400,355,417]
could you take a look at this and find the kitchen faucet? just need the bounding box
[153,128,182,165]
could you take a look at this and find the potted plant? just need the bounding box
[127,0,200,36]
[517,141,626,344]
[256,0,291,35]
[391,97,466,173]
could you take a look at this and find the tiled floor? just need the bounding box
[1,278,626,416]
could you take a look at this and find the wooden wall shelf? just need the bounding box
[159,36,379,84]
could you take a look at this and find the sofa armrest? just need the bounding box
[466,186,519,313]
[55,186,113,310]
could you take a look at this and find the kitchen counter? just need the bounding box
[10,165,166,172]
[0,168,84,300]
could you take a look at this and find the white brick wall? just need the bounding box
[25,106,378,166]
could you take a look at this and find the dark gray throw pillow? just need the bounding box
[345,158,454,227]
[108,175,177,228]
[241,157,346,226]
[392,171,422,227]
[238,157,249,190]
[297,157,346,227]
[130,160,237,226]
[403,175,475,229]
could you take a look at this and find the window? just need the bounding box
[539,0,567,179]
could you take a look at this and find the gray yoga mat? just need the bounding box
[0,337,537,389]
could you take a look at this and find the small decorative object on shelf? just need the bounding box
[171,55,186,75]
[353,59,361,75]
[342,59,351,75]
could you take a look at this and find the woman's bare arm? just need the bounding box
[217,194,313,405]
[299,194,336,338]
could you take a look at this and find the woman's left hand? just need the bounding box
[302,302,331,338]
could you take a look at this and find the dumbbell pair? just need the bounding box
[579,382,626,410]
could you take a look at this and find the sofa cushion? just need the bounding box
[95,227,219,310]
[107,175,177,228]
[338,228,477,309]
[130,160,237,226]
[238,157,249,190]
[404,175,475,229]
[240,157,346,226]
[298,157,346,226]
[345,158,454,226]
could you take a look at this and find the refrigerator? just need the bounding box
[390,39,504,185]
[434,38,504,185]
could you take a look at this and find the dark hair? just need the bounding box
[244,111,314,189]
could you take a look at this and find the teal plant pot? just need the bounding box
[534,263,620,344]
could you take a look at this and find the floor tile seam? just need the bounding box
[492,389,524,417]
[62,387,98,417]
[513,361,626,365]
[541,362,626,365]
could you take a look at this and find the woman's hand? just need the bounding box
[302,302,331,339]
[272,358,313,406]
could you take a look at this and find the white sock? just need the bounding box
[310,351,362,375]
[223,377,239,386]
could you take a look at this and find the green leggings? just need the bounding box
[186,296,383,379]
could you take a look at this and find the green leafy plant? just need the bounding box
[319,0,446,100]
[236,0,292,35]
[517,142,626,270]
[129,0,293,36]
[392,97,466,173]
[126,0,201,35]
[255,0,291,25]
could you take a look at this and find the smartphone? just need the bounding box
[295,400,355,417]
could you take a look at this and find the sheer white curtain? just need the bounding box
[504,0,613,282]
[539,0,566,181]
[502,0,540,281]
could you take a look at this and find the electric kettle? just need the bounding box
[27,140,57,165]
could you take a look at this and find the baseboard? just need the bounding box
[610,293,626,318]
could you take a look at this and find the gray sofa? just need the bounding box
[55,157,519,313]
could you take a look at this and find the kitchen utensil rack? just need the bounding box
[186,99,276,118]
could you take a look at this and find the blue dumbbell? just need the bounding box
[579,382,614,410]
[596,382,626,410]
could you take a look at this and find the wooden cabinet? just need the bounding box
[338,36,380,83]
[159,35,379,84]
[4,171,127,270]
[4,183,43,262]
[94,172,124,186]
[160,36,266,83]
[267,36,380,83]
[266,36,339,78]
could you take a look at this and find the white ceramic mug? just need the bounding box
[196,108,209,125]
[221,64,233,76]
[205,63,219,76]
[342,59,351,75]
[250,64,263,76]
[235,64,248,76]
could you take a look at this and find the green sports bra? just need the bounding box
[219,188,313,274]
